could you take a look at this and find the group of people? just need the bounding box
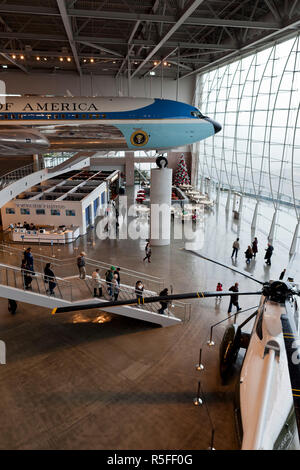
[215,281,242,314]
[231,237,274,266]
[20,247,57,295]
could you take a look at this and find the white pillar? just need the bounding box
[290,220,299,256]
[268,210,277,244]
[150,168,172,246]
[33,154,39,171]
[225,190,231,212]
[251,200,259,231]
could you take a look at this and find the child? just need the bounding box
[216,282,223,299]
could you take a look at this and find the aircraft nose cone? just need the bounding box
[210,118,222,134]
[203,116,222,134]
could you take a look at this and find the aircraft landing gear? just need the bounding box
[8,299,17,315]
[219,310,256,383]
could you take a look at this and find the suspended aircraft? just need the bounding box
[50,252,300,450]
[0,96,221,155]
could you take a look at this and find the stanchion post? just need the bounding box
[208,429,216,451]
[207,326,215,346]
[193,381,203,406]
[195,347,204,371]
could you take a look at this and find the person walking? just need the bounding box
[158,287,169,315]
[252,237,258,258]
[135,280,144,305]
[24,247,34,272]
[21,258,32,290]
[143,240,152,263]
[105,266,116,297]
[115,267,121,286]
[92,268,102,297]
[112,273,120,302]
[231,238,240,259]
[44,263,56,295]
[228,282,242,313]
[216,282,223,299]
[77,252,86,279]
[279,268,286,280]
[245,246,253,264]
[264,243,274,266]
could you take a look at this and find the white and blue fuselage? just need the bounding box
[0,96,221,154]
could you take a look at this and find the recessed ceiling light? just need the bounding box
[2,65,8,69]
[12,54,16,59]
[150,71,156,76]
[36,56,40,61]
[59,57,64,62]
[90,58,94,63]
[67,57,71,62]
[20,55,25,60]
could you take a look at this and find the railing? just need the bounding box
[0,262,73,302]
[84,275,191,321]
[0,244,190,320]
[0,243,164,294]
[0,163,36,190]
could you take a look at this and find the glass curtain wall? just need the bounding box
[193,35,300,252]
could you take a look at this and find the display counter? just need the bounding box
[9,226,80,244]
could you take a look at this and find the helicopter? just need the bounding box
[51,253,300,450]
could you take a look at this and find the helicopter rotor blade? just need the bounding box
[186,251,265,285]
[51,289,262,315]
[281,299,300,440]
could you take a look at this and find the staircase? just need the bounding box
[0,245,190,327]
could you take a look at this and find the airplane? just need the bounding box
[0,96,221,155]
[50,254,300,450]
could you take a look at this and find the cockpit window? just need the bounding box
[191,111,204,118]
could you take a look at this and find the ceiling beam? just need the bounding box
[115,20,141,78]
[0,52,28,73]
[78,40,123,57]
[180,17,300,79]
[0,31,237,51]
[131,0,209,78]
[0,4,282,30]
[56,0,82,76]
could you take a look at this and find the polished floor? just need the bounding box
[0,190,294,450]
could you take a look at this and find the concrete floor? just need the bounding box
[0,190,292,450]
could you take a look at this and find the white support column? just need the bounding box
[289,220,300,256]
[268,209,277,244]
[251,200,259,232]
[238,195,243,218]
[216,183,221,205]
[225,190,231,212]
[33,154,39,172]
[150,168,172,246]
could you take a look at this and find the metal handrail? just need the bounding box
[0,262,73,301]
[0,242,164,289]
[0,163,35,189]
[85,275,188,318]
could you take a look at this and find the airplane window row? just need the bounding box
[0,113,107,120]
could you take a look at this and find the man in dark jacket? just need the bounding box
[228,282,242,313]
[158,288,169,315]
[264,243,274,266]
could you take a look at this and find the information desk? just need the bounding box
[9,226,80,244]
